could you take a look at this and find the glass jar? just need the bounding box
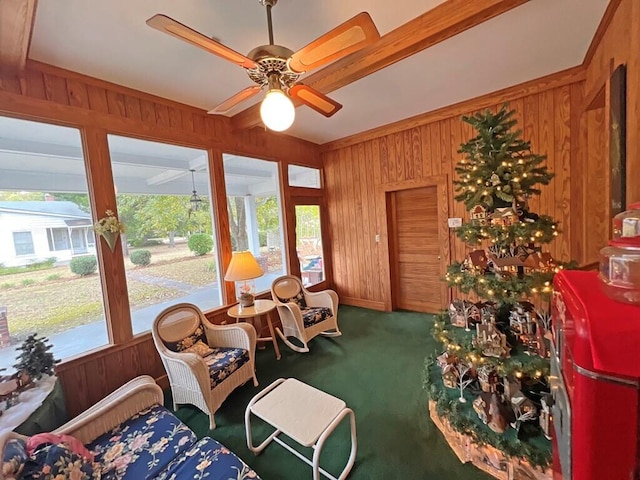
[600,202,640,305]
[612,202,640,239]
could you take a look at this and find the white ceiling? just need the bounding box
[28,0,608,145]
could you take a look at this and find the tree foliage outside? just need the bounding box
[117,194,212,248]
[227,197,248,251]
[227,195,283,251]
[255,196,279,247]
[295,205,321,243]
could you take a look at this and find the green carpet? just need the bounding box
[166,305,492,480]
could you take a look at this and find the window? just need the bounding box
[288,165,321,188]
[108,135,222,334]
[295,205,326,286]
[0,116,108,366]
[223,154,286,294]
[47,228,70,251]
[13,232,34,256]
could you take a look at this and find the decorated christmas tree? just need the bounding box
[425,105,571,473]
[446,105,564,303]
[13,334,58,381]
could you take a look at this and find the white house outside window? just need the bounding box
[12,231,34,256]
[0,115,108,368]
[47,227,70,251]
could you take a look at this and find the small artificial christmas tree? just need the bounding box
[13,334,58,381]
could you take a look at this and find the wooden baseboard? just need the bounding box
[340,297,387,311]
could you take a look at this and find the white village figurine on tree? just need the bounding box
[455,362,475,403]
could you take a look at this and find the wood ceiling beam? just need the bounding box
[0,0,38,72]
[230,0,530,131]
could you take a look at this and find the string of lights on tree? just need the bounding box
[445,105,576,303]
[424,104,566,472]
[432,313,550,379]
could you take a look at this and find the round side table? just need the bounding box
[227,299,281,360]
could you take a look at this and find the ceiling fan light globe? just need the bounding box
[260,89,295,132]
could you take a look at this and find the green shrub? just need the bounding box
[0,265,23,276]
[46,274,61,281]
[70,255,97,276]
[188,234,213,256]
[27,257,56,269]
[1,283,15,289]
[130,250,151,266]
[21,279,35,286]
[207,261,217,273]
[1,257,56,276]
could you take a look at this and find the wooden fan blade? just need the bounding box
[146,14,258,69]
[289,84,342,117]
[208,86,263,114]
[288,12,380,74]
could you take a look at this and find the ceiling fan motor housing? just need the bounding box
[246,44,300,89]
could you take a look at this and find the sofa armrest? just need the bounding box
[52,375,163,444]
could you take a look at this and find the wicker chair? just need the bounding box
[152,303,258,429]
[270,275,341,353]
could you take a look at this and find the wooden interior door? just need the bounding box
[390,185,445,312]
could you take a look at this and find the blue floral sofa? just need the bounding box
[0,376,260,479]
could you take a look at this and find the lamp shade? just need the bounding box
[224,251,264,282]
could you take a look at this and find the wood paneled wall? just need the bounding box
[0,60,320,417]
[322,67,590,311]
[0,61,320,165]
[584,0,640,206]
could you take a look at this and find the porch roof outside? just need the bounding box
[0,116,297,198]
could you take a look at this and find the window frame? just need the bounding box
[221,152,289,297]
[12,231,35,256]
[105,133,225,332]
[47,227,71,251]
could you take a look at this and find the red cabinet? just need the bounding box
[551,270,640,479]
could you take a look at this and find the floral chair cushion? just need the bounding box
[301,307,333,327]
[21,442,100,480]
[277,291,307,309]
[87,404,197,480]
[204,347,249,389]
[2,438,28,480]
[155,437,260,480]
[165,324,207,353]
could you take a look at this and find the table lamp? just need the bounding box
[224,251,264,308]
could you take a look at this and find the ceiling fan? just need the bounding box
[147,0,380,131]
